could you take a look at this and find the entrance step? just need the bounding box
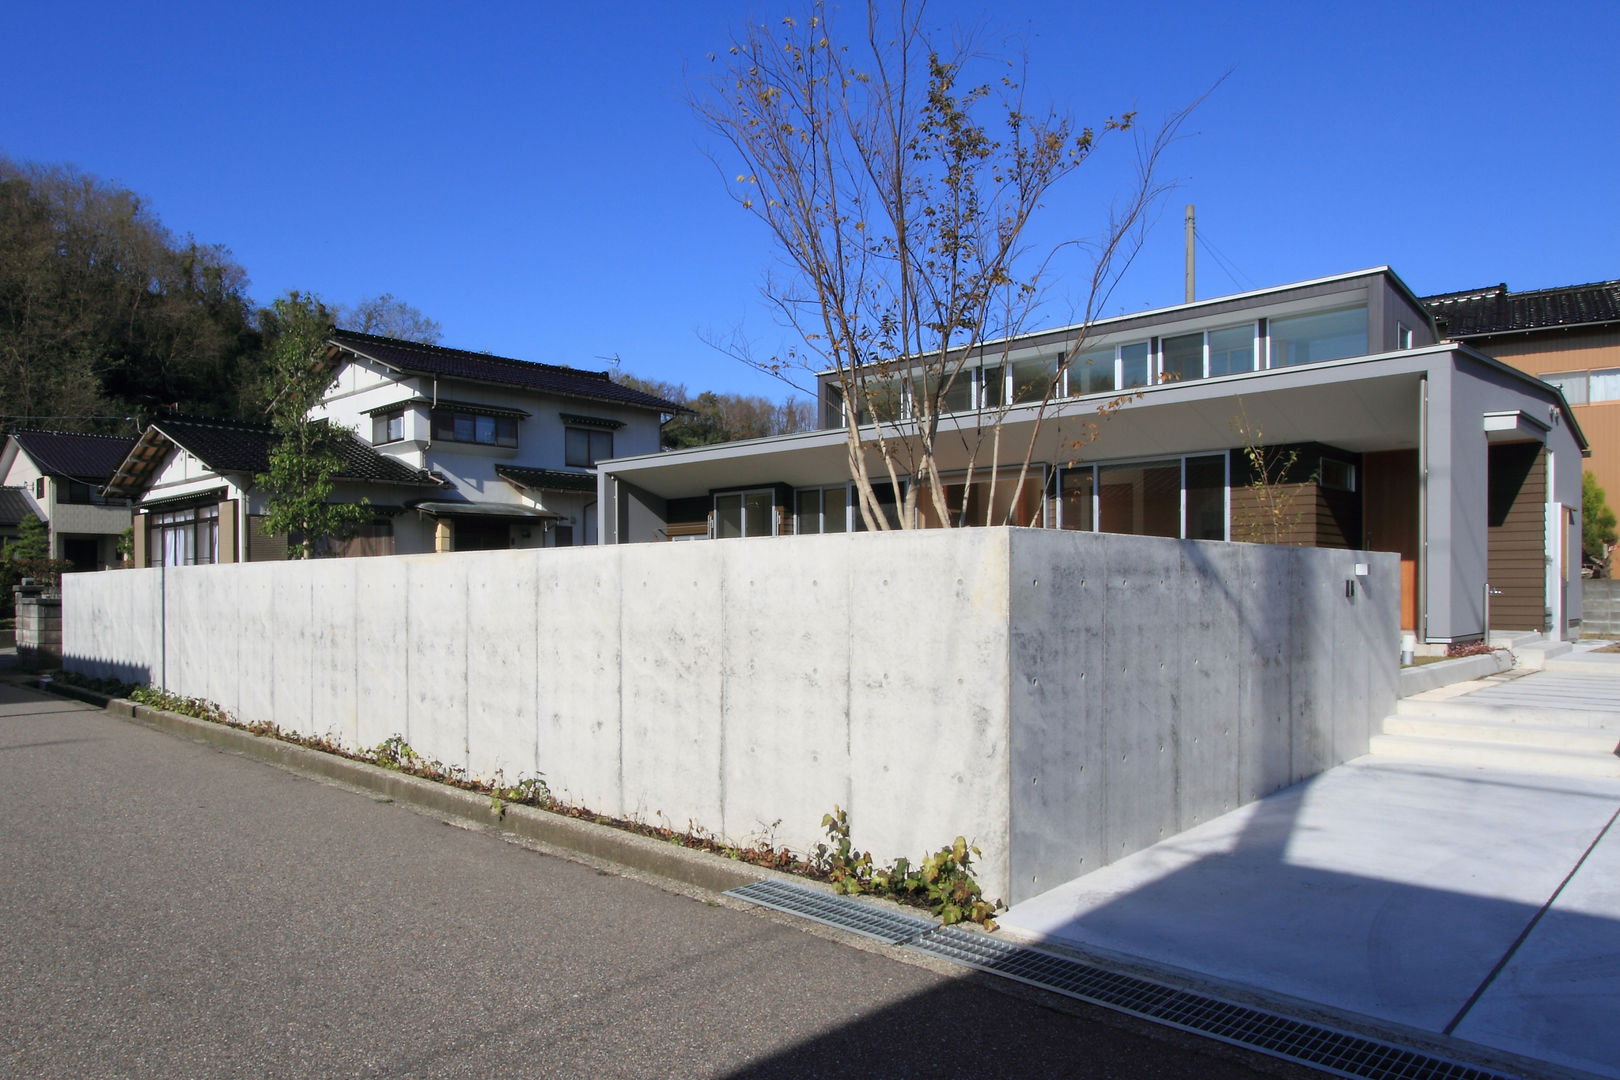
[1368,733,1620,778]
[1380,714,1620,754]
[1512,640,1573,670]
[1543,651,1620,675]
[1392,695,1620,730]
[1377,668,1620,777]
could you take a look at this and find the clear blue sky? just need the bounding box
[5,1,1616,401]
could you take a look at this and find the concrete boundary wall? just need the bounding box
[62,530,1398,906]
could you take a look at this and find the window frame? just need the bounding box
[372,408,406,445]
[713,488,778,538]
[431,407,519,448]
[1263,304,1369,369]
[1057,452,1228,540]
[794,484,850,534]
[1589,368,1620,404]
[148,503,220,567]
[1540,371,1587,405]
[564,427,613,467]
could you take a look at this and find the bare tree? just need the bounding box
[339,293,442,344]
[692,1,1197,528]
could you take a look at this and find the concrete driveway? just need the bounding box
[1000,658,1620,1079]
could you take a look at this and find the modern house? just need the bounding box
[1423,278,1619,528]
[0,430,137,571]
[107,331,681,564]
[597,268,1588,645]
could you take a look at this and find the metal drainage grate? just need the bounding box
[911,926,1517,1080]
[726,879,935,945]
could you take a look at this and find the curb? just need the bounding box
[1398,650,1514,697]
[57,684,785,898]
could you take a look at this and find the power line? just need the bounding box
[1195,231,1256,293]
[0,415,143,432]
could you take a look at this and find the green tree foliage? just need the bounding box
[1584,471,1618,574]
[255,292,370,558]
[9,515,49,564]
[2,515,71,592]
[0,155,261,431]
[337,293,442,343]
[612,366,813,448]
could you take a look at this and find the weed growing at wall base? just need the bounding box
[815,805,1004,929]
[52,673,1005,929]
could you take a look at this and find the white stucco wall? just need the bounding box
[312,356,662,526]
[61,529,1397,906]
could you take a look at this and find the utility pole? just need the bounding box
[1185,204,1196,304]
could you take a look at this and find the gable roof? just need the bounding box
[106,416,446,498]
[0,487,41,528]
[7,430,138,483]
[1423,280,1620,338]
[327,330,684,414]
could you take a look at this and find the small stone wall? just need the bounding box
[14,584,62,668]
[1583,579,1620,637]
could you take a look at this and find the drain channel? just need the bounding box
[727,878,936,945]
[727,879,1518,1080]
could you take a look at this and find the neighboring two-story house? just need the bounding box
[0,430,137,571]
[312,330,680,551]
[107,331,681,564]
[596,267,1589,646]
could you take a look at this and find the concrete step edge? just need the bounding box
[1393,697,1620,728]
[1380,715,1620,752]
[1542,656,1620,674]
[1368,734,1620,777]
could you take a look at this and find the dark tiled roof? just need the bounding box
[115,417,443,494]
[8,430,138,483]
[153,417,276,474]
[1423,280,1620,338]
[0,486,41,528]
[328,330,683,414]
[495,465,597,494]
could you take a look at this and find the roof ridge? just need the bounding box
[1424,280,1620,303]
[1494,279,1620,299]
[153,414,275,433]
[9,428,137,440]
[330,329,614,383]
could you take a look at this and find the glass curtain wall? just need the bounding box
[714,491,776,538]
[916,467,1045,528]
[1268,306,1367,367]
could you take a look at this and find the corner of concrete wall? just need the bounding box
[1007,534,1399,907]
[845,528,1014,901]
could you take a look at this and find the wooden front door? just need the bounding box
[1362,449,1420,631]
[1487,442,1548,632]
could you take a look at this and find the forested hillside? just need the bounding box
[0,152,811,440]
[0,156,263,433]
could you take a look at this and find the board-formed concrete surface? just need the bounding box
[61,529,1397,906]
[999,754,1620,1078]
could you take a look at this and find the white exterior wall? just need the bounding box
[313,356,659,544]
[62,528,1397,906]
[1,450,44,496]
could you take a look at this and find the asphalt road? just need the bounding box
[0,682,1314,1080]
